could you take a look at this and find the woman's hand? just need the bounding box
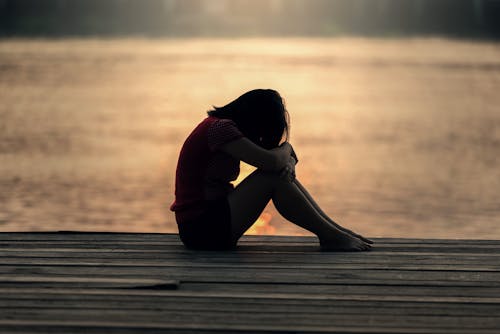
[221,138,294,172]
[280,155,297,181]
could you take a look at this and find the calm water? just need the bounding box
[1,38,500,238]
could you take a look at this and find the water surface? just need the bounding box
[1,38,500,238]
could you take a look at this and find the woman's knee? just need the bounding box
[229,169,290,208]
[249,169,286,185]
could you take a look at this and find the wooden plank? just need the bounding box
[1,305,500,329]
[2,253,500,270]
[0,252,500,270]
[2,286,500,302]
[182,282,500,298]
[0,232,172,241]
[1,265,500,286]
[0,276,178,289]
[0,248,495,260]
[0,242,500,257]
[2,258,500,272]
[1,309,499,331]
[1,232,500,246]
[3,283,500,299]
[244,235,500,246]
[2,248,500,259]
[2,284,500,302]
[2,237,500,249]
[1,319,499,334]
[1,293,499,315]
[1,303,498,323]
[0,277,497,289]
[3,238,500,247]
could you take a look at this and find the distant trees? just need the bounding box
[1,0,499,38]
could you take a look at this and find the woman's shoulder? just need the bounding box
[205,116,241,134]
[189,116,228,134]
[207,116,241,132]
[206,117,244,150]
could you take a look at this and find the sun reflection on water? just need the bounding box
[246,212,275,235]
[1,38,500,238]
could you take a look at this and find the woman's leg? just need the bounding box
[227,170,370,251]
[293,179,373,244]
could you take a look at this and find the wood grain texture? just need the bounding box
[1,232,499,334]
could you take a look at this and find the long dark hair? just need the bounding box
[207,89,290,149]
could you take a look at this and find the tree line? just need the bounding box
[1,0,499,38]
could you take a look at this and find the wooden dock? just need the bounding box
[1,232,499,333]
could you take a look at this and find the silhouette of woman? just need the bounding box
[171,89,372,251]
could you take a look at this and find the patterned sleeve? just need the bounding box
[207,118,244,151]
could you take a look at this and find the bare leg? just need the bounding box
[228,170,370,251]
[293,180,373,244]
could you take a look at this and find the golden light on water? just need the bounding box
[1,38,500,238]
[246,212,276,235]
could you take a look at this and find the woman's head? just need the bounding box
[208,89,289,149]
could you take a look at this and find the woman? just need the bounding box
[170,89,372,251]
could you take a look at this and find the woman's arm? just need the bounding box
[221,138,293,171]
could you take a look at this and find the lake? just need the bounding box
[1,37,499,238]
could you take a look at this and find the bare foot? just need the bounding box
[348,231,374,245]
[319,234,371,252]
[329,222,374,245]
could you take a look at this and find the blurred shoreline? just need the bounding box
[2,0,500,39]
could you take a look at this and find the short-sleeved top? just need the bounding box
[170,116,244,222]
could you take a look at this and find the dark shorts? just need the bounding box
[176,198,236,251]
